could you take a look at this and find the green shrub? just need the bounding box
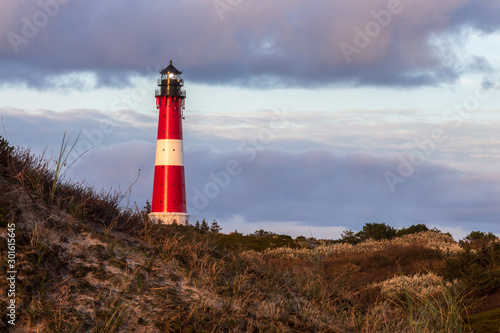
[460,231,498,250]
[358,222,396,241]
[463,231,497,242]
[396,224,429,237]
[443,242,500,296]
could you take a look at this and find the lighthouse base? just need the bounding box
[149,212,189,226]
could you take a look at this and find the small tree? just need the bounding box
[200,219,209,233]
[358,222,396,241]
[210,220,222,234]
[340,229,361,245]
[194,220,200,231]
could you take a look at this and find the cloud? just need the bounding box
[4,105,500,174]
[65,139,155,209]
[183,145,500,234]
[185,108,500,173]
[1,107,156,153]
[0,0,499,88]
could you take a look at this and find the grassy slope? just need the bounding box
[467,308,500,333]
[1,138,499,332]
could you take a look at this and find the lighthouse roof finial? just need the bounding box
[160,60,182,75]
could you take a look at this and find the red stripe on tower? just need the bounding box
[149,60,189,225]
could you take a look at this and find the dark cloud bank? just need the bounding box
[183,145,500,231]
[66,141,500,235]
[1,0,499,89]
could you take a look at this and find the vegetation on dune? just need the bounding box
[1,135,500,332]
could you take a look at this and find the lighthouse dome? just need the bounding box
[160,60,182,76]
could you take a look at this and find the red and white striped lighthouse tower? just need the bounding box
[149,60,189,225]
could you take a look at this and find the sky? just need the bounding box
[1,0,500,240]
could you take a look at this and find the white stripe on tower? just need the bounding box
[154,139,184,166]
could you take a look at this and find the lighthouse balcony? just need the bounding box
[155,88,186,98]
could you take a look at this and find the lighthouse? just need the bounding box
[149,60,189,225]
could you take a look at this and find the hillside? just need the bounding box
[1,136,500,332]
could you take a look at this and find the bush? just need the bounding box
[460,231,498,250]
[442,241,500,296]
[396,224,429,237]
[464,231,498,242]
[252,229,277,237]
[358,222,396,241]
